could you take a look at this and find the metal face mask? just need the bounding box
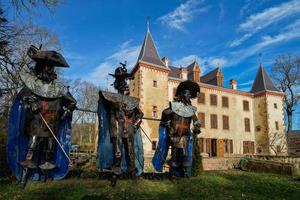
[182,89,191,104]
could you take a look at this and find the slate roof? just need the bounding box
[169,66,181,78]
[250,64,279,93]
[200,67,220,86]
[137,30,166,67]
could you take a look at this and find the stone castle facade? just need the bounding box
[129,27,287,157]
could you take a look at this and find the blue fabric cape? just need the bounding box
[7,94,72,181]
[97,97,144,176]
[152,125,193,176]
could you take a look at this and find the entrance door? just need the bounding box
[217,139,224,157]
[211,139,217,157]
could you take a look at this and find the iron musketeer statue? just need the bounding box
[152,80,201,177]
[97,62,144,187]
[7,45,76,188]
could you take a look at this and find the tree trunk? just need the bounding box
[287,111,293,132]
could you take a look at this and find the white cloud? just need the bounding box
[239,80,253,86]
[172,54,228,74]
[172,54,201,67]
[84,41,140,88]
[231,20,300,63]
[158,0,207,31]
[208,57,228,68]
[230,0,300,47]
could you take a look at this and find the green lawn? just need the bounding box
[0,170,299,200]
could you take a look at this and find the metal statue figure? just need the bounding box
[97,62,144,187]
[152,80,201,177]
[7,45,76,188]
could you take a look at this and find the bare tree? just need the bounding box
[9,0,63,13]
[271,54,300,131]
[68,79,99,151]
[269,132,287,156]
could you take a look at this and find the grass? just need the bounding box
[0,170,299,200]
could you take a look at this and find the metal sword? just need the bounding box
[39,113,72,164]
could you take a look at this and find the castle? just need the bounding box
[129,26,287,157]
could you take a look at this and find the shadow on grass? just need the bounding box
[1,170,299,200]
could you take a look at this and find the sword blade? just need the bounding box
[39,113,72,164]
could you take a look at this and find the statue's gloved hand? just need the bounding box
[23,96,39,113]
[61,106,72,119]
[133,119,142,130]
[160,120,171,128]
[193,120,201,135]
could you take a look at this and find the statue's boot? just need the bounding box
[19,160,37,169]
[19,168,29,189]
[39,162,57,170]
[111,174,118,187]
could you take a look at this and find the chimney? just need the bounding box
[162,57,169,68]
[230,79,237,90]
[180,67,188,80]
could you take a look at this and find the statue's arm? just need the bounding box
[192,113,201,135]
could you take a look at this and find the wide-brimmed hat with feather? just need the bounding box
[175,80,200,99]
[27,45,69,68]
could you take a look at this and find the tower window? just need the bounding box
[275,121,279,130]
[243,100,249,111]
[274,103,277,109]
[152,141,157,150]
[152,106,158,118]
[244,118,250,132]
[153,80,157,87]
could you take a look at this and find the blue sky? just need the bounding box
[4,0,300,128]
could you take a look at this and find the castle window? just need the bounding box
[230,140,233,153]
[152,141,157,150]
[198,92,205,104]
[210,114,218,129]
[243,141,254,154]
[275,121,279,130]
[222,96,229,108]
[244,118,251,132]
[152,106,158,118]
[274,103,278,109]
[198,138,205,153]
[153,80,157,87]
[210,94,217,106]
[223,115,229,130]
[198,112,205,128]
[243,100,249,111]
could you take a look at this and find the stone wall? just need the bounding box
[249,155,300,172]
[202,157,242,171]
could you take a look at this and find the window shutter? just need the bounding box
[211,114,218,129]
[223,115,229,130]
[230,140,233,153]
[222,97,229,108]
[206,138,211,155]
[210,94,217,106]
[198,112,205,128]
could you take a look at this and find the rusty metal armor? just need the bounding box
[100,91,143,176]
[161,101,200,170]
